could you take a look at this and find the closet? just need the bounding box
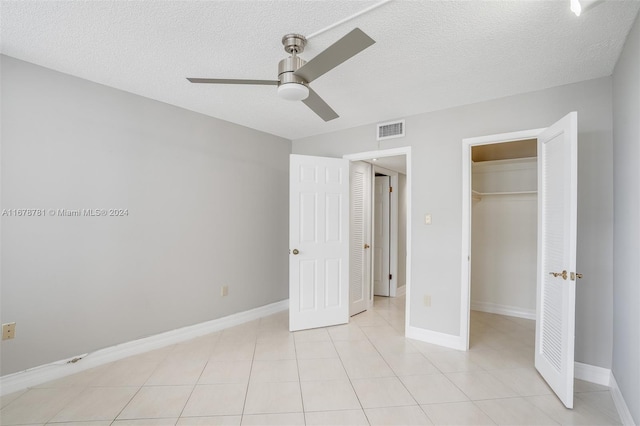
[470,139,538,320]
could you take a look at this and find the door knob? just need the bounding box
[364,244,370,249]
[549,270,568,280]
[292,249,299,255]
[570,272,583,280]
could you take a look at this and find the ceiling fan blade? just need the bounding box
[187,78,278,85]
[294,28,375,83]
[302,87,339,122]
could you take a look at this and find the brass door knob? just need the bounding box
[364,244,370,249]
[292,249,299,255]
[549,270,568,280]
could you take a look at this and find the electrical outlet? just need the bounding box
[425,214,432,225]
[221,286,229,297]
[2,322,16,340]
[423,295,431,307]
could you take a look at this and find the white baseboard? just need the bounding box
[610,372,636,426]
[471,300,536,320]
[406,325,466,351]
[0,299,289,396]
[574,361,612,387]
[395,285,406,297]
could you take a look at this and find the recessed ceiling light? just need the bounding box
[570,0,582,16]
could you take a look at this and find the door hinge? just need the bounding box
[389,274,392,280]
[389,186,393,193]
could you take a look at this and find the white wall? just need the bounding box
[471,159,537,318]
[612,12,640,424]
[0,56,291,375]
[293,77,614,369]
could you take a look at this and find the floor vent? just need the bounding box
[377,120,405,141]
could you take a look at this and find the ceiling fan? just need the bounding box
[187,28,375,122]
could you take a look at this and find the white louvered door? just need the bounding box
[535,112,578,408]
[289,154,350,331]
[350,161,371,316]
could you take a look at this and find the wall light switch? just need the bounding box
[425,214,432,225]
[221,286,229,297]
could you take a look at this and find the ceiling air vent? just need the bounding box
[377,120,405,141]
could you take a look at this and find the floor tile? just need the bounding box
[117,385,192,419]
[0,389,27,409]
[334,340,379,358]
[574,378,610,393]
[0,387,83,425]
[527,394,622,425]
[209,342,256,361]
[297,358,347,381]
[371,336,419,355]
[384,353,439,376]
[241,412,305,425]
[424,350,483,373]
[250,359,299,382]
[243,381,302,414]
[341,354,395,379]
[305,409,369,425]
[113,419,177,425]
[293,328,331,342]
[295,340,339,359]
[300,379,361,411]
[198,360,252,384]
[34,365,111,389]
[421,401,496,425]
[474,397,559,425]
[487,368,552,396]
[253,340,296,360]
[574,390,622,423]
[327,324,367,341]
[49,387,139,422]
[445,371,519,400]
[145,356,208,385]
[400,374,469,404]
[181,384,246,417]
[351,376,416,408]
[176,416,241,425]
[89,357,159,387]
[365,405,433,425]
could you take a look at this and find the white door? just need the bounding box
[289,154,350,331]
[349,161,371,316]
[535,111,578,408]
[374,176,391,296]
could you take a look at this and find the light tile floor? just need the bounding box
[0,296,622,425]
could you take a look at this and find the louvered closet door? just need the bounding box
[535,112,578,409]
[350,161,371,316]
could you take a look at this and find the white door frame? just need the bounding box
[344,147,411,329]
[461,129,544,350]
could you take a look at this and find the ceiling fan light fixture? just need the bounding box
[570,0,582,16]
[277,83,309,101]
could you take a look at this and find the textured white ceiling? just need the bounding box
[2,0,639,140]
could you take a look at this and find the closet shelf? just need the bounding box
[472,190,537,200]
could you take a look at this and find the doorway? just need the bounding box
[344,147,412,327]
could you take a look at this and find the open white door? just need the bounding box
[374,176,391,296]
[535,111,578,408]
[349,161,371,316]
[289,154,350,332]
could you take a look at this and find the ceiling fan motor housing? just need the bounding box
[278,33,309,100]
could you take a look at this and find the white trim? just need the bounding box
[406,325,466,351]
[610,372,636,426]
[344,147,411,336]
[574,362,611,386]
[471,302,536,320]
[0,299,289,396]
[461,128,545,351]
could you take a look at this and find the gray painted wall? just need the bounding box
[0,56,291,375]
[293,77,614,369]
[612,12,640,424]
